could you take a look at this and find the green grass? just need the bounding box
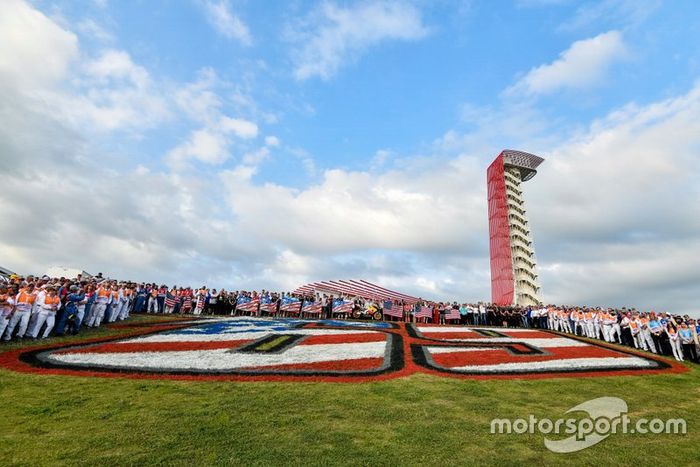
[1,315,698,466]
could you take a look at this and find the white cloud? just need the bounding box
[0,0,79,88]
[54,49,170,132]
[200,0,251,45]
[219,155,485,255]
[76,18,113,42]
[166,116,258,167]
[290,1,429,80]
[84,49,149,88]
[174,68,223,124]
[1,0,699,315]
[219,116,258,139]
[167,128,230,165]
[506,30,627,97]
[525,83,700,309]
[265,135,280,147]
[559,0,660,32]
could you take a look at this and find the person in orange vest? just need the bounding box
[3,284,34,340]
[609,310,622,344]
[639,312,657,353]
[571,309,582,336]
[629,312,642,349]
[86,282,112,327]
[108,284,125,323]
[28,286,61,339]
[0,285,16,338]
[583,309,595,338]
[559,308,572,334]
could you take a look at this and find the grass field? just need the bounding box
[1,315,697,466]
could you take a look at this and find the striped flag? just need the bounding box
[259,301,277,314]
[302,301,323,314]
[280,298,301,314]
[333,299,354,314]
[415,306,433,319]
[383,301,403,318]
[445,308,461,321]
[237,299,259,314]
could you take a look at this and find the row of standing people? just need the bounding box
[538,307,699,363]
[0,278,136,341]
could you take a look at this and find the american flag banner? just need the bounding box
[332,299,354,315]
[383,301,403,318]
[414,306,433,319]
[195,294,207,312]
[445,308,461,321]
[237,299,259,314]
[259,301,277,314]
[302,301,323,314]
[164,296,178,308]
[280,298,302,314]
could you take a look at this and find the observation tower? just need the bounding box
[487,150,544,307]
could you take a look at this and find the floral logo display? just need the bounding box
[0,318,685,382]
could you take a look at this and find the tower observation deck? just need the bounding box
[487,150,544,307]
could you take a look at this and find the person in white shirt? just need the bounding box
[0,286,16,338]
[86,283,112,327]
[478,303,487,326]
[28,286,61,339]
[3,284,35,340]
[26,285,47,334]
[609,311,622,344]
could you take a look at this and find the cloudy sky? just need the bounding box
[1,0,699,314]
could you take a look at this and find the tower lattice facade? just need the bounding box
[487,150,544,307]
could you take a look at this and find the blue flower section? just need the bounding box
[317,320,392,329]
[166,319,302,335]
[162,317,391,336]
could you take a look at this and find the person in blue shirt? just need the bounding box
[648,313,664,355]
[133,284,147,314]
[55,285,85,336]
[679,322,697,362]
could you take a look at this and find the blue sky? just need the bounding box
[2,0,700,314]
[40,0,700,180]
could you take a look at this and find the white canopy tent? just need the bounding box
[43,267,92,279]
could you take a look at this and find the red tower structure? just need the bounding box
[487,150,544,306]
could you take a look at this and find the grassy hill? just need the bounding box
[1,315,697,466]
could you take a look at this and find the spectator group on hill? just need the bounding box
[1,273,697,365]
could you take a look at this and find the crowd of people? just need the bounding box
[382,302,700,364]
[510,305,699,363]
[1,273,697,365]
